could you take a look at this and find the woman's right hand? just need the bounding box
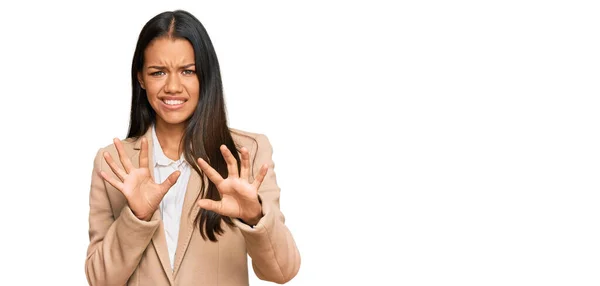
[99,137,180,221]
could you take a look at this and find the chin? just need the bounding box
[158,113,194,126]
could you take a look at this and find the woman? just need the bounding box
[85,10,300,285]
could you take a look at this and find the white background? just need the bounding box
[0,0,598,285]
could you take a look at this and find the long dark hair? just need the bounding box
[128,10,240,241]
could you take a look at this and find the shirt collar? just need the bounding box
[152,125,186,167]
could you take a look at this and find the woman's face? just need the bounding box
[138,37,199,126]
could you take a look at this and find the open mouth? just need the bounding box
[163,99,186,105]
[160,98,188,110]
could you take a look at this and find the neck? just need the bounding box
[155,118,185,161]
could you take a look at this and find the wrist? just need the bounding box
[132,208,153,222]
[241,212,263,226]
[139,215,152,222]
[239,195,263,226]
[241,200,263,226]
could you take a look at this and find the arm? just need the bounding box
[85,149,160,286]
[233,134,301,284]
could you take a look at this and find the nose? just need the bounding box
[164,73,183,94]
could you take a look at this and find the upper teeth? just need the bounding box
[164,99,184,105]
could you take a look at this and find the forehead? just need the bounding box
[144,37,195,65]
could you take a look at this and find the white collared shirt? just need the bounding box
[151,126,191,270]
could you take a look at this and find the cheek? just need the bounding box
[184,79,200,100]
[144,81,163,99]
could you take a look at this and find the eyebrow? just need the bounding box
[147,63,196,70]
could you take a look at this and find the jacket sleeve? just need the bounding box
[233,134,301,284]
[85,148,160,286]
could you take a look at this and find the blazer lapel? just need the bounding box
[132,128,175,285]
[172,166,204,276]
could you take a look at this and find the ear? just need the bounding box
[137,72,145,89]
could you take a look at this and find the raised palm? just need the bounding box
[100,137,180,221]
[196,145,268,226]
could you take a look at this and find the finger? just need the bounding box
[160,170,181,192]
[100,170,124,192]
[114,138,134,173]
[196,199,223,214]
[240,147,250,180]
[139,137,149,170]
[197,158,224,185]
[252,163,269,190]
[220,145,239,178]
[103,152,126,181]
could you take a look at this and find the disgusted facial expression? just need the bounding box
[138,37,199,127]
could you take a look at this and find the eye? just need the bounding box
[150,71,165,76]
[182,70,196,75]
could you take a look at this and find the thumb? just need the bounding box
[161,170,181,191]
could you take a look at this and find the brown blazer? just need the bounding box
[85,128,301,285]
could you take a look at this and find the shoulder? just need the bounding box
[229,127,272,154]
[95,136,140,159]
[230,127,267,145]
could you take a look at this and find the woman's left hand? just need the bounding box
[196,145,268,226]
